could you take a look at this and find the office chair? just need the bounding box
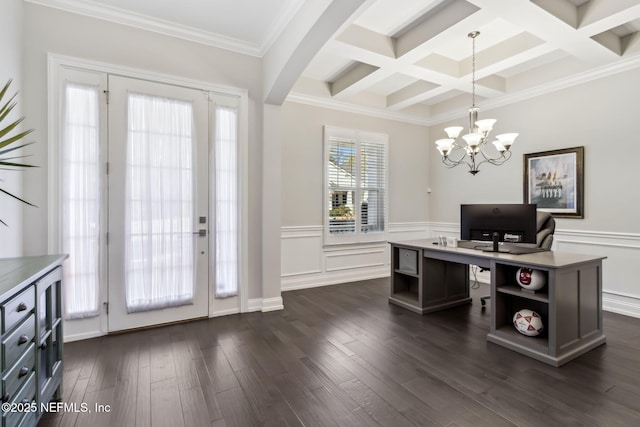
[480,211,556,307]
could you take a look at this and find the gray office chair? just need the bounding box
[480,211,556,307]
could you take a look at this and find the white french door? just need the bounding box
[54,61,246,338]
[106,76,210,332]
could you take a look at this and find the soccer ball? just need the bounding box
[516,267,546,291]
[513,309,544,336]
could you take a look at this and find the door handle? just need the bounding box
[193,230,207,237]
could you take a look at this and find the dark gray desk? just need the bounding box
[390,239,607,367]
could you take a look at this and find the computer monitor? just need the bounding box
[460,204,537,253]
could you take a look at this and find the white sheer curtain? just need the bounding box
[214,106,238,298]
[62,83,100,319]
[124,93,195,313]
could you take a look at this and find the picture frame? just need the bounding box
[523,146,584,218]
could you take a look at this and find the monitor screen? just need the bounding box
[460,204,537,249]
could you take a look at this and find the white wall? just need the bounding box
[280,100,431,289]
[0,0,24,256]
[21,3,265,299]
[428,68,640,317]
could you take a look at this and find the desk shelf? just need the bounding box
[493,325,549,354]
[394,269,419,278]
[496,285,549,303]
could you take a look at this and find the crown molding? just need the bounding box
[26,0,289,57]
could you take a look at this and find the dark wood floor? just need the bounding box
[39,278,640,427]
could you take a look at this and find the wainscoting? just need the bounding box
[281,222,640,318]
[281,223,429,291]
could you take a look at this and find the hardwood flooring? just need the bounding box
[39,278,640,426]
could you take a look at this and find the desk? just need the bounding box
[389,239,607,367]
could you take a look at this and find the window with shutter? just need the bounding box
[324,126,388,245]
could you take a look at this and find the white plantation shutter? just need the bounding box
[360,138,386,234]
[324,126,388,244]
[327,136,356,236]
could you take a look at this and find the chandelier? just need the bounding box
[434,31,518,175]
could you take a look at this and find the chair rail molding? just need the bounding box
[281,222,640,318]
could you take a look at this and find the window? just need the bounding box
[61,82,102,319]
[124,93,196,312]
[213,104,239,298]
[324,126,388,244]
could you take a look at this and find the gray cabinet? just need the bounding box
[0,256,66,427]
[488,256,606,366]
[390,243,471,314]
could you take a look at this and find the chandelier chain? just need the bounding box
[471,33,476,108]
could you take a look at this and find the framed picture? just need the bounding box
[523,146,584,218]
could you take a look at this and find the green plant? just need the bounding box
[0,79,36,226]
[329,204,353,218]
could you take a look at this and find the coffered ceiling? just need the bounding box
[295,0,640,124]
[29,0,640,125]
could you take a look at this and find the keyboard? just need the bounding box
[456,240,549,255]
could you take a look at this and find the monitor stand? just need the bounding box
[481,232,511,253]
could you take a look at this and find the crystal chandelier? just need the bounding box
[434,31,518,175]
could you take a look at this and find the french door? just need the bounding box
[107,76,210,331]
[55,63,243,336]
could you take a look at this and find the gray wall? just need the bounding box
[281,101,431,227]
[0,0,24,256]
[428,68,640,234]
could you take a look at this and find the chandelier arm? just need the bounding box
[441,150,472,169]
[481,148,512,166]
[445,145,470,164]
[477,144,506,162]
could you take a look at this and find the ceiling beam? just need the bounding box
[263,0,374,105]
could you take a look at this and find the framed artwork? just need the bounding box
[523,146,584,218]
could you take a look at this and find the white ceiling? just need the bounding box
[30,0,640,125]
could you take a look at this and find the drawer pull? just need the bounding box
[1,393,9,403]
[17,302,28,312]
[18,334,29,345]
[18,366,30,378]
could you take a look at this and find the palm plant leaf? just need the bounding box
[0,79,37,225]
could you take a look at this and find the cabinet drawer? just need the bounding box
[398,248,418,274]
[2,287,35,334]
[2,316,35,371]
[2,372,35,427]
[2,345,35,404]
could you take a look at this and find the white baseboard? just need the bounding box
[248,297,284,312]
[603,291,640,319]
[210,308,240,317]
[64,330,105,343]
